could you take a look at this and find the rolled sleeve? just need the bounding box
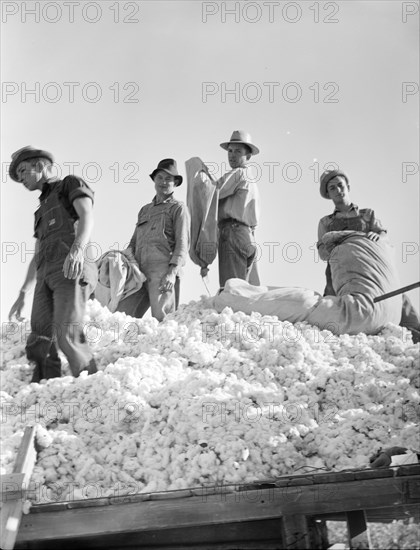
[62,175,95,205]
[317,216,330,242]
[169,203,190,268]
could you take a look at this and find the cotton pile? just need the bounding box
[0,297,419,504]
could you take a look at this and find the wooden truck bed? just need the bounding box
[2,426,419,549]
[12,464,420,549]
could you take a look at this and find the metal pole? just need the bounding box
[374,282,420,303]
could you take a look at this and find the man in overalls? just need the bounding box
[117,159,190,321]
[8,146,98,381]
[317,169,420,342]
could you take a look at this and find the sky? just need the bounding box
[1,0,419,321]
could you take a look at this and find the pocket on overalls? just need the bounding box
[43,205,65,235]
[41,239,70,265]
[148,212,166,241]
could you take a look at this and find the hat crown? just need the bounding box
[156,158,178,173]
[9,146,54,182]
[220,130,260,155]
[319,169,349,199]
[320,169,347,185]
[149,158,183,186]
[11,145,35,161]
[229,130,253,145]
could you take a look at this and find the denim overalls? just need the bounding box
[26,177,97,381]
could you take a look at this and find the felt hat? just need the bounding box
[9,146,54,182]
[320,169,349,199]
[149,159,183,186]
[220,130,260,156]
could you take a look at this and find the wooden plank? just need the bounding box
[1,426,38,550]
[354,469,394,481]
[346,510,371,550]
[16,473,420,543]
[396,465,420,476]
[315,503,420,523]
[1,474,25,501]
[281,515,312,549]
[15,518,285,549]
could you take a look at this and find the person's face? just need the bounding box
[16,160,45,191]
[327,176,350,203]
[227,144,250,169]
[154,171,176,199]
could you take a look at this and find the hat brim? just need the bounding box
[9,149,54,182]
[149,169,183,186]
[320,180,330,199]
[220,141,259,155]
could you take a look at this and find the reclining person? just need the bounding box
[214,231,402,336]
[317,169,419,342]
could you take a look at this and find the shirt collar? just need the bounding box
[39,179,58,200]
[153,194,175,205]
[333,203,359,215]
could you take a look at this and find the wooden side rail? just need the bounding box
[1,426,38,550]
[14,465,420,549]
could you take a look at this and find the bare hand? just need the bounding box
[9,290,26,321]
[159,272,176,293]
[200,266,209,278]
[63,245,84,279]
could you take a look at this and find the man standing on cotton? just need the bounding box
[8,146,98,382]
[117,159,190,322]
[207,130,261,288]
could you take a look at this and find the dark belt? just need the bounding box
[219,217,250,228]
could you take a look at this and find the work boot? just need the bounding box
[45,343,62,379]
[26,333,51,383]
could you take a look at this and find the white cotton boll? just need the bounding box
[35,426,53,449]
[44,467,58,483]
[3,351,16,362]
[1,298,418,503]
[22,500,32,514]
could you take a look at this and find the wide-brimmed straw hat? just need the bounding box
[220,130,259,156]
[320,169,349,199]
[149,159,183,186]
[9,146,54,182]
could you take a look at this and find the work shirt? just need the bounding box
[317,204,386,242]
[217,167,260,228]
[33,176,94,271]
[129,195,190,275]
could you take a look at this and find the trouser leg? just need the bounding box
[116,286,150,318]
[50,270,96,377]
[26,278,55,383]
[45,342,62,379]
[323,263,336,297]
[218,224,258,287]
[247,231,260,286]
[174,277,180,309]
[143,264,176,322]
[400,293,420,343]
